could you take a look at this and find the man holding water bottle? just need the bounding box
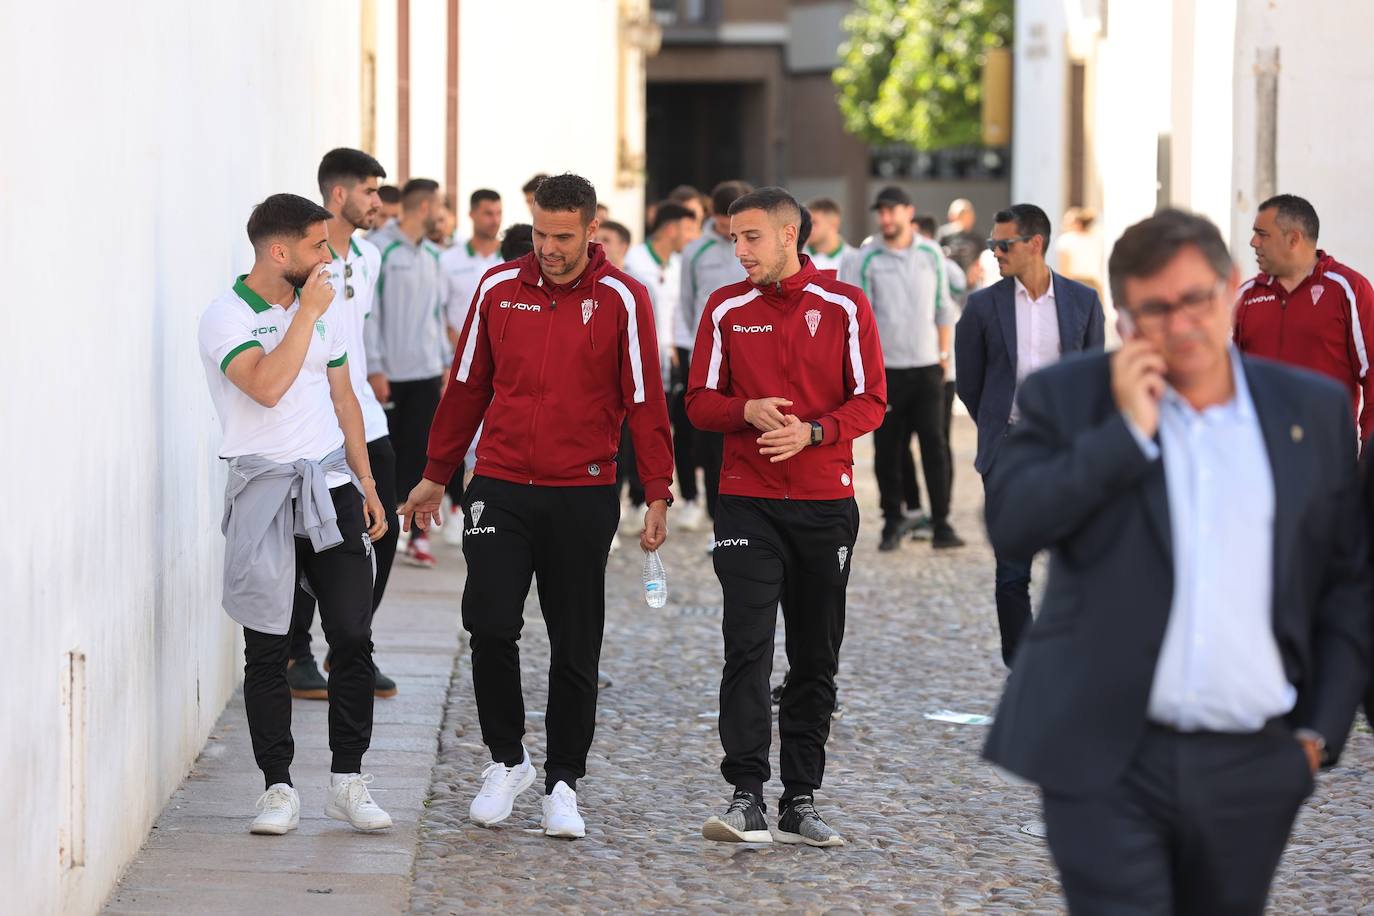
[398,173,673,840]
[687,187,887,847]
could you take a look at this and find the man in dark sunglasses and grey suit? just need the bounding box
[954,203,1105,668]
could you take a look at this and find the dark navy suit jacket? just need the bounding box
[954,273,1105,475]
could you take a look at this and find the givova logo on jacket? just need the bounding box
[498,300,542,312]
[466,500,495,535]
[732,324,772,333]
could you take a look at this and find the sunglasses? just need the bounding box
[986,236,1033,254]
[343,261,354,299]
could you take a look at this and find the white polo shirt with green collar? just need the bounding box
[198,275,350,487]
[327,237,388,443]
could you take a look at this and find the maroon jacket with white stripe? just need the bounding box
[686,257,887,500]
[1234,251,1374,441]
[423,242,674,503]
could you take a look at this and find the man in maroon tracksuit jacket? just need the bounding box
[399,173,673,840]
[687,187,886,847]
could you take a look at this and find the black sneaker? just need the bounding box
[374,668,398,699]
[908,513,934,540]
[287,658,328,700]
[702,789,772,843]
[771,671,790,707]
[932,525,966,550]
[879,522,904,552]
[324,651,399,698]
[776,796,845,847]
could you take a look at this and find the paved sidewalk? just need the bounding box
[103,545,463,915]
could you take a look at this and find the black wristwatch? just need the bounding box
[808,421,824,446]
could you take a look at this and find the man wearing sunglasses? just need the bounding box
[283,148,402,702]
[982,208,1369,914]
[954,204,1105,668]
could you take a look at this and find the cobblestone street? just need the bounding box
[406,419,1374,914]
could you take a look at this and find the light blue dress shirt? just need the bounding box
[1127,351,1297,732]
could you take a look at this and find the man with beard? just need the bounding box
[285,148,401,701]
[198,193,391,835]
[367,178,449,568]
[398,173,673,839]
[688,187,886,847]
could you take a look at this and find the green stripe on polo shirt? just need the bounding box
[350,239,363,257]
[327,353,348,368]
[377,240,404,296]
[220,340,263,373]
[233,276,273,314]
[645,242,664,267]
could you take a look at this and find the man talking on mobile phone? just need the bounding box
[982,209,1371,914]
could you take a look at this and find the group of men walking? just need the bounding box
[197,143,1374,911]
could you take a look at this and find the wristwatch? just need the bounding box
[808,421,824,446]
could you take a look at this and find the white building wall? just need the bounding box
[455,0,644,234]
[0,2,362,913]
[1010,0,1068,219]
[409,0,449,184]
[1232,0,1374,278]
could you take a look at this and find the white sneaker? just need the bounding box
[608,531,621,554]
[619,502,645,535]
[325,773,393,831]
[250,783,299,835]
[542,781,586,839]
[676,500,706,532]
[469,748,536,826]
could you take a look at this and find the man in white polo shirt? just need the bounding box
[199,193,392,837]
[287,149,401,702]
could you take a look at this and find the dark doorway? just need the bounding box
[646,82,750,204]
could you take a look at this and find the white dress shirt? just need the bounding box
[1127,352,1296,732]
[1010,277,1061,420]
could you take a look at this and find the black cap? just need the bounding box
[871,186,913,210]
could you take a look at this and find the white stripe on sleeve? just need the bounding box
[1326,271,1368,379]
[599,275,646,404]
[457,267,519,382]
[705,288,762,390]
[804,283,867,395]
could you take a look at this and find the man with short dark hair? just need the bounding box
[843,186,963,551]
[398,173,673,840]
[595,220,631,268]
[955,203,1104,667]
[984,208,1370,914]
[375,184,401,229]
[286,149,400,701]
[522,173,549,212]
[500,223,534,261]
[367,178,449,568]
[1235,193,1374,443]
[198,193,392,836]
[675,180,753,525]
[668,184,707,225]
[689,186,886,848]
[803,197,853,274]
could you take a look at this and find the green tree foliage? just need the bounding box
[834,0,1013,150]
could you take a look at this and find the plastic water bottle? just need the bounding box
[642,549,667,608]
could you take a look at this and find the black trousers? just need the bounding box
[616,422,644,506]
[386,376,442,506]
[982,471,1033,667]
[244,485,376,788]
[874,366,949,527]
[712,494,858,803]
[1043,723,1313,915]
[899,381,954,511]
[670,348,698,504]
[290,436,398,663]
[458,476,619,792]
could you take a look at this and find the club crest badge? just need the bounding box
[805,308,822,337]
[588,463,601,477]
[315,319,327,340]
[1311,284,1325,305]
[470,501,485,526]
[582,299,596,325]
[837,545,849,571]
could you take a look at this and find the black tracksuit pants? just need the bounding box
[674,347,722,515]
[290,436,398,664]
[712,494,858,804]
[244,485,376,788]
[386,376,442,504]
[875,365,950,527]
[458,476,619,793]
